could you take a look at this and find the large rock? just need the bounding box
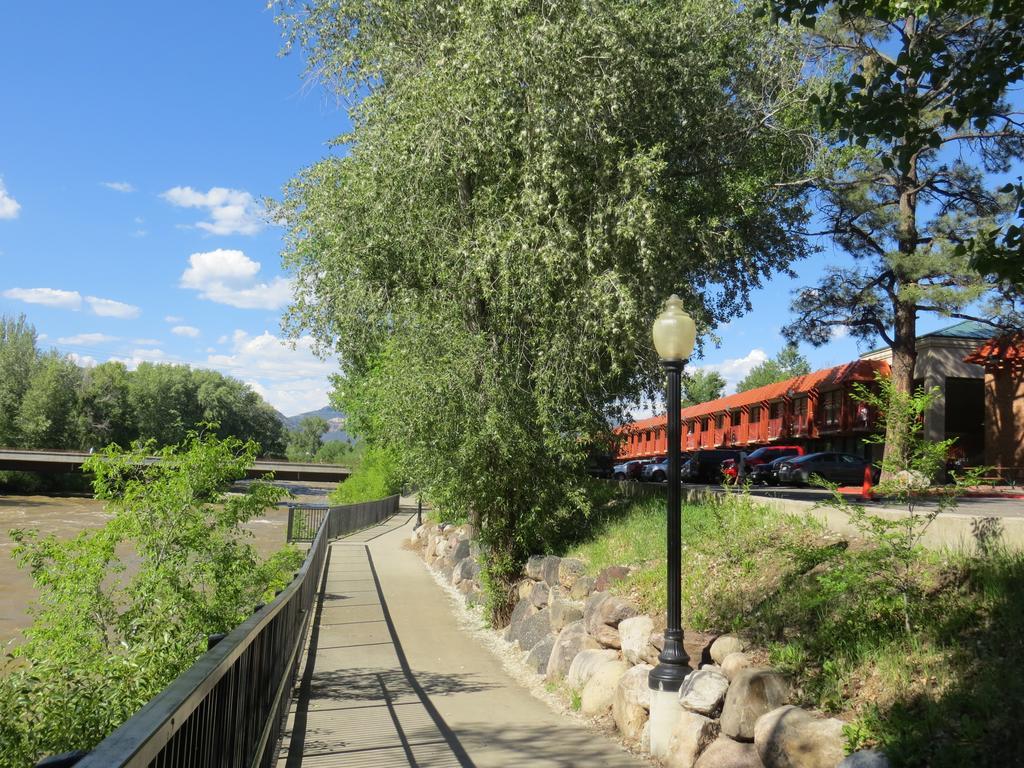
[722,652,753,681]
[612,663,653,741]
[525,555,546,580]
[558,558,587,589]
[570,575,596,600]
[445,537,470,566]
[665,710,719,768]
[549,598,584,632]
[451,557,478,586]
[652,629,718,668]
[546,621,602,682]
[619,615,657,664]
[530,580,550,608]
[695,737,765,768]
[586,594,639,649]
[505,597,538,633]
[580,659,631,717]
[509,607,552,651]
[838,751,890,768]
[542,555,563,587]
[526,635,557,675]
[595,565,632,591]
[567,648,621,690]
[680,668,730,716]
[710,635,747,664]
[754,706,845,768]
[720,669,791,742]
[518,579,534,600]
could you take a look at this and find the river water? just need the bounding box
[0,480,335,646]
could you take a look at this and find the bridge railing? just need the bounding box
[63,494,399,768]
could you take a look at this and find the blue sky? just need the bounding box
[0,4,994,416]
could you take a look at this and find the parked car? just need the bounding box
[640,455,692,482]
[776,452,878,486]
[681,449,743,483]
[749,455,797,486]
[721,446,807,483]
[612,460,641,480]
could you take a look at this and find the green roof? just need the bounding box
[919,321,995,340]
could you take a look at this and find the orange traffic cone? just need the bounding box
[861,464,873,501]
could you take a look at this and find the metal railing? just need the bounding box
[61,495,399,768]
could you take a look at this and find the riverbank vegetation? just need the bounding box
[0,314,287,464]
[0,430,304,767]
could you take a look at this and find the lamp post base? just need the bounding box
[648,685,685,759]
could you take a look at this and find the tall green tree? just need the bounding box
[683,370,727,406]
[0,315,39,447]
[16,353,83,450]
[274,0,820,613]
[79,361,135,449]
[772,0,1024,464]
[736,344,811,392]
[286,416,328,462]
[127,363,201,448]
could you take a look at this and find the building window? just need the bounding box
[821,390,841,427]
[730,411,741,426]
[687,421,695,434]
[716,414,725,429]
[794,396,808,419]
[769,402,781,420]
[750,406,761,424]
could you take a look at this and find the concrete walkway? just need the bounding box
[277,512,647,768]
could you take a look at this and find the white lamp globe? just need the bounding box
[652,295,697,362]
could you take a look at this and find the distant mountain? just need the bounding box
[282,406,352,443]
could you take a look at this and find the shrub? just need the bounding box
[330,445,403,504]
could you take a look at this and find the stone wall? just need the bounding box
[408,522,887,768]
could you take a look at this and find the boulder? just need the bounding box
[451,557,477,586]
[595,565,632,591]
[722,652,754,681]
[580,659,631,717]
[542,555,563,587]
[586,595,639,649]
[526,635,557,675]
[558,558,587,589]
[518,579,534,600]
[445,538,470,566]
[754,706,845,768]
[570,575,596,600]
[509,607,552,652]
[665,710,719,768]
[584,591,610,625]
[433,536,447,558]
[710,635,746,664]
[720,669,791,742]
[546,621,602,682]
[838,751,891,768]
[525,555,546,580]
[504,597,538,635]
[567,648,621,690]
[612,663,653,741]
[695,737,765,768]
[680,668,730,717]
[652,629,718,668]
[530,580,550,608]
[549,598,584,632]
[619,615,657,664]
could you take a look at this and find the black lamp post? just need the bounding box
[648,294,697,756]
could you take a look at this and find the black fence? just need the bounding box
[286,496,399,543]
[61,494,399,768]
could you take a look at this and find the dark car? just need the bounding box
[776,452,877,486]
[749,455,796,486]
[721,445,807,483]
[640,455,692,482]
[681,449,742,483]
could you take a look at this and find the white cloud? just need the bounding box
[111,347,169,370]
[180,249,292,310]
[694,348,769,394]
[164,315,183,323]
[57,332,118,345]
[0,179,21,220]
[171,325,200,338]
[68,353,97,367]
[831,325,850,340]
[3,287,82,309]
[86,296,141,319]
[161,186,264,236]
[133,338,162,345]
[205,330,335,414]
[102,181,135,193]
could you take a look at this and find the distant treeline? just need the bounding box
[0,315,286,456]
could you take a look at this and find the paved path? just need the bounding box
[277,512,647,768]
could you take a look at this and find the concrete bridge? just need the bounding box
[0,449,350,483]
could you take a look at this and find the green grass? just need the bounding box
[558,486,1024,767]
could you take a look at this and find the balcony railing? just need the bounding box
[767,417,785,440]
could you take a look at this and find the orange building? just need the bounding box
[965,333,1024,474]
[616,358,891,462]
